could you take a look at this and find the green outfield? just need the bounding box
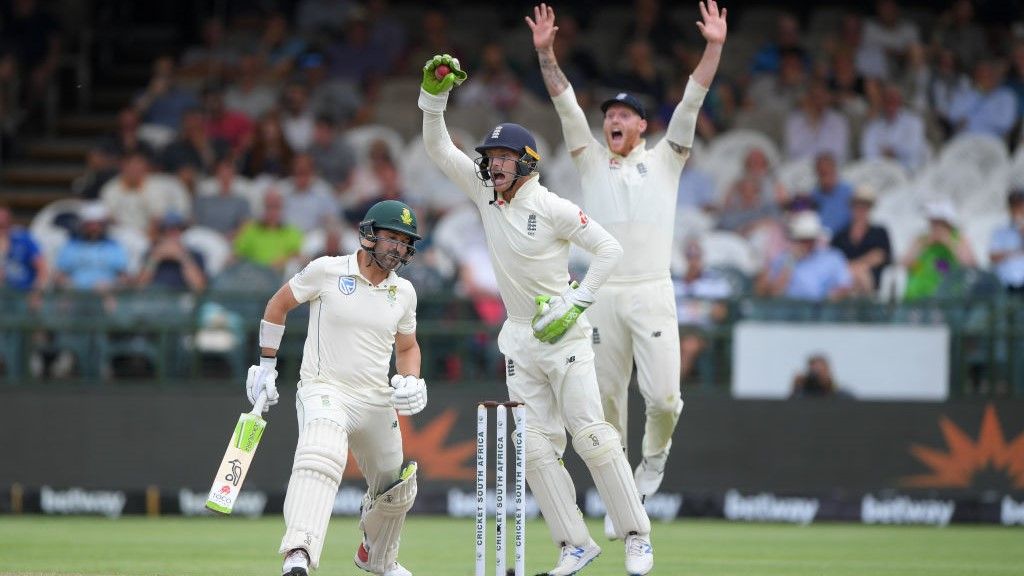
[0,516,1020,576]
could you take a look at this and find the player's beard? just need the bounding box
[369,244,405,271]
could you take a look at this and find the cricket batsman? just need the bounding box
[527,0,727,535]
[245,200,428,576]
[419,54,655,575]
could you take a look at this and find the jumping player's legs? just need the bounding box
[629,278,683,495]
[349,404,412,574]
[280,383,351,569]
[586,288,634,451]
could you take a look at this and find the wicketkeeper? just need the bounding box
[419,54,655,576]
[527,1,728,537]
[245,200,428,576]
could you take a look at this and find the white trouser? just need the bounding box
[587,277,683,459]
[279,381,405,568]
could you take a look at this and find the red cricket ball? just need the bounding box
[434,64,451,80]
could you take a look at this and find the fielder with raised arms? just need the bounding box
[527,1,727,536]
[245,200,428,576]
[419,55,654,575]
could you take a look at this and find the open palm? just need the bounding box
[526,3,558,51]
[696,0,728,45]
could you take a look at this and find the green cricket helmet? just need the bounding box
[359,200,421,241]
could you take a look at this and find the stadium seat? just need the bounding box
[704,129,782,194]
[343,124,406,167]
[870,186,927,260]
[776,157,817,197]
[699,230,761,277]
[136,123,177,153]
[963,211,1009,269]
[400,132,476,211]
[938,133,1010,188]
[912,161,996,218]
[181,226,232,277]
[840,158,909,198]
[30,198,84,239]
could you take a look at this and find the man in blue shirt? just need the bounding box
[54,203,128,291]
[756,210,853,301]
[989,189,1024,291]
[810,152,854,235]
[1,204,47,294]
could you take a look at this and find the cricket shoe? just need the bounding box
[633,451,668,497]
[542,539,601,576]
[282,548,309,576]
[354,542,412,576]
[624,532,654,576]
[603,514,618,540]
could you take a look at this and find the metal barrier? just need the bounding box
[1,288,1021,396]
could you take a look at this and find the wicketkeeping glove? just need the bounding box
[245,357,280,412]
[532,281,595,344]
[421,54,468,95]
[390,374,428,416]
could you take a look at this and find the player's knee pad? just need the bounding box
[523,429,588,546]
[524,428,561,471]
[572,421,623,468]
[360,462,418,572]
[293,418,347,483]
[647,393,684,418]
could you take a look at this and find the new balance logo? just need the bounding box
[506,358,515,377]
[566,355,576,364]
[527,214,537,236]
[651,331,662,338]
[592,328,601,344]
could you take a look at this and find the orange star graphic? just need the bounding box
[345,409,478,481]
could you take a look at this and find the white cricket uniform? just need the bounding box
[279,254,416,566]
[551,80,708,461]
[422,89,652,547]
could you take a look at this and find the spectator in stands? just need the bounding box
[611,39,668,108]
[1006,42,1024,123]
[0,203,47,303]
[718,174,784,238]
[325,10,388,86]
[278,153,339,233]
[750,12,806,76]
[860,84,928,172]
[105,107,156,160]
[827,51,880,119]
[295,0,355,38]
[54,203,129,292]
[902,199,977,301]
[133,56,199,131]
[948,59,1019,139]
[135,212,206,293]
[677,156,718,214]
[365,0,407,74]
[308,115,357,188]
[988,189,1024,293]
[745,47,809,114]
[195,158,252,239]
[403,10,464,77]
[280,82,315,152]
[233,189,303,272]
[241,111,294,178]
[0,0,61,126]
[301,52,365,127]
[71,142,120,200]
[457,42,524,114]
[522,13,600,101]
[100,149,191,234]
[619,0,677,57]
[201,84,253,154]
[855,0,921,81]
[0,50,17,159]
[809,152,854,235]
[343,139,399,214]
[929,49,971,137]
[161,107,229,175]
[784,81,850,164]
[224,55,279,121]
[830,186,892,296]
[932,0,988,73]
[790,353,844,398]
[726,147,788,209]
[344,158,406,226]
[253,12,306,81]
[674,238,731,384]
[179,17,238,80]
[755,210,852,301]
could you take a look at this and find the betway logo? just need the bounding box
[179,488,266,517]
[584,488,683,522]
[1001,496,1024,526]
[723,490,819,525]
[41,486,126,518]
[446,488,540,518]
[861,495,954,526]
[333,486,366,515]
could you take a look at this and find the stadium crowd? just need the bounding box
[4,0,1024,385]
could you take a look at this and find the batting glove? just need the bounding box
[245,357,280,412]
[390,374,428,416]
[421,54,467,96]
[532,281,595,344]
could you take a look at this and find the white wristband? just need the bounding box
[259,319,285,350]
[418,88,449,114]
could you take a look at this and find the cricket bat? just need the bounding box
[205,393,268,514]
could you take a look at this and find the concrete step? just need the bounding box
[91,87,138,112]
[1,162,84,187]
[0,185,74,221]
[23,138,96,163]
[57,113,118,137]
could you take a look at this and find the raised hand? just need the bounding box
[696,0,728,46]
[421,53,468,96]
[526,3,558,52]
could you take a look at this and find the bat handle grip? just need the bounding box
[251,391,268,415]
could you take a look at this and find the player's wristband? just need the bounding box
[259,319,285,350]
[418,88,449,114]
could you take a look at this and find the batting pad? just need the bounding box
[572,422,650,539]
[524,430,590,547]
[279,418,348,568]
[360,462,418,572]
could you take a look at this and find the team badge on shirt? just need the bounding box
[637,162,648,176]
[608,158,621,169]
[387,284,398,304]
[578,210,589,226]
[339,276,357,295]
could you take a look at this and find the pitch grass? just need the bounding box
[0,516,1021,576]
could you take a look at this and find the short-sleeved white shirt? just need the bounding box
[288,253,417,406]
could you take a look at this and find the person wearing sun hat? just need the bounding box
[755,210,853,301]
[902,198,978,301]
